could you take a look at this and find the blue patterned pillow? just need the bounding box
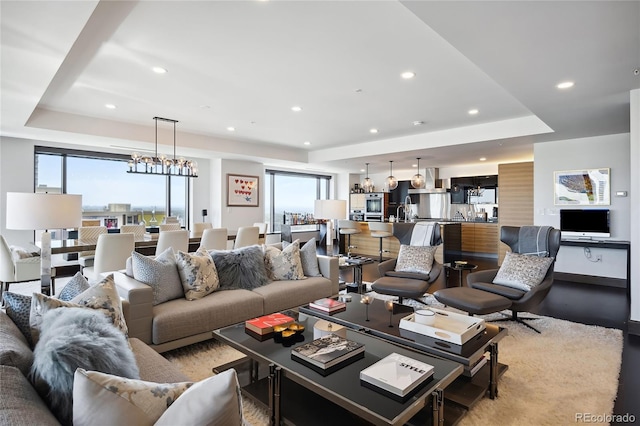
[58,272,91,302]
[2,292,34,347]
[282,238,321,277]
[131,248,184,305]
[175,247,219,300]
[493,252,554,291]
[264,241,305,281]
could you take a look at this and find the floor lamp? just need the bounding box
[5,193,82,295]
[314,199,347,252]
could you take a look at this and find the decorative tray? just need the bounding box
[399,308,485,346]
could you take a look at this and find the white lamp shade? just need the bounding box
[314,199,347,220]
[6,193,82,230]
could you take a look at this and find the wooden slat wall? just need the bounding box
[497,162,534,264]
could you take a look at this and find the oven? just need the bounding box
[350,210,364,221]
[365,193,384,221]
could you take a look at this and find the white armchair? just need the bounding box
[1,235,48,301]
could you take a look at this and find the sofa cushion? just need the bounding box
[30,307,140,425]
[492,252,554,291]
[252,276,333,314]
[282,238,321,277]
[395,245,437,275]
[0,365,60,426]
[264,240,305,281]
[131,248,184,305]
[57,271,91,302]
[0,312,34,376]
[73,368,242,426]
[209,245,269,290]
[175,247,219,300]
[30,274,128,344]
[2,292,35,347]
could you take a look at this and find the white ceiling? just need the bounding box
[1,0,639,176]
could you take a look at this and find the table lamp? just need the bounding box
[6,193,82,294]
[314,199,347,249]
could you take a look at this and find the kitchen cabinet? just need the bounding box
[461,223,498,255]
[350,193,365,211]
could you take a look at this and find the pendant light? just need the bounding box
[411,157,425,188]
[385,160,398,190]
[362,163,374,192]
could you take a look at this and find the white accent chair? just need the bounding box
[252,222,268,244]
[234,226,259,249]
[191,222,213,238]
[158,223,182,232]
[82,233,135,283]
[0,235,44,302]
[120,224,146,239]
[78,226,108,269]
[199,228,228,250]
[156,230,190,255]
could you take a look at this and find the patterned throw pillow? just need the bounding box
[175,247,219,300]
[73,369,243,426]
[493,252,554,291]
[57,271,91,302]
[131,248,184,305]
[395,245,437,274]
[282,238,321,277]
[30,274,128,344]
[264,240,305,281]
[2,291,35,349]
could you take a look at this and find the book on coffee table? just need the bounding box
[360,352,434,402]
[309,298,347,314]
[291,333,364,376]
[245,313,294,340]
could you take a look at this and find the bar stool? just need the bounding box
[338,220,361,257]
[368,222,393,262]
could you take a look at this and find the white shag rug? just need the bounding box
[163,309,622,426]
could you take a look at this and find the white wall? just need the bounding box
[219,159,265,232]
[533,133,630,279]
[630,89,639,324]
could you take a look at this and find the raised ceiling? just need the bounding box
[1,1,639,175]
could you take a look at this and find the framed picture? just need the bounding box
[553,168,610,205]
[227,174,259,207]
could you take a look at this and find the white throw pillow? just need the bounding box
[395,245,437,275]
[73,369,243,426]
[493,252,554,291]
[264,240,305,281]
[175,247,220,300]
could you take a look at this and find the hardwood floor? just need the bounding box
[461,256,638,423]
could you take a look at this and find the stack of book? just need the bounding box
[360,353,435,402]
[245,313,295,341]
[291,333,364,376]
[308,298,346,314]
[464,354,488,377]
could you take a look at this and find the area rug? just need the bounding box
[163,314,622,426]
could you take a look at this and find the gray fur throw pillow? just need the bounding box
[209,245,269,290]
[30,307,140,425]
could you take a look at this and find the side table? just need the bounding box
[343,256,374,293]
[443,262,478,287]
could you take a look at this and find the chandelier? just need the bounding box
[385,160,398,190]
[362,163,374,192]
[127,117,198,178]
[411,157,425,188]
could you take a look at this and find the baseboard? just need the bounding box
[554,272,627,289]
[628,319,640,336]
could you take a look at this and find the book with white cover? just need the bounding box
[360,352,434,399]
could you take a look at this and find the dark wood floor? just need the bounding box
[460,256,638,423]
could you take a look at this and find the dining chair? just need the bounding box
[253,222,268,244]
[82,233,135,283]
[156,230,190,255]
[0,235,44,302]
[234,226,259,249]
[199,228,228,251]
[78,226,108,269]
[158,223,182,232]
[120,224,146,239]
[190,222,213,238]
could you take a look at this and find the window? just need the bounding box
[35,147,190,230]
[265,170,331,232]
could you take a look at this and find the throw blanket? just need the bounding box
[518,226,552,256]
[410,222,436,246]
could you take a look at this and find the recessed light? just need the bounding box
[291,106,303,112]
[468,109,479,115]
[105,104,116,109]
[227,127,235,132]
[412,163,418,168]
[479,157,487,162]
[412,121,424,126]
[370,128,379,134]
[303,141,311,146]
[401,71,416,79]
[556,81,575,89]
[360,169,365,173]
[152,67,167,74]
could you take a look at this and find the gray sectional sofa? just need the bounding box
[115,247,339,353]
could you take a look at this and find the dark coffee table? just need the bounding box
[214,312,463,426]
[299,294,508,411]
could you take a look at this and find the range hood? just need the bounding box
[407,168,448,194]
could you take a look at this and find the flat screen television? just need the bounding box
[559,209,610,239]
